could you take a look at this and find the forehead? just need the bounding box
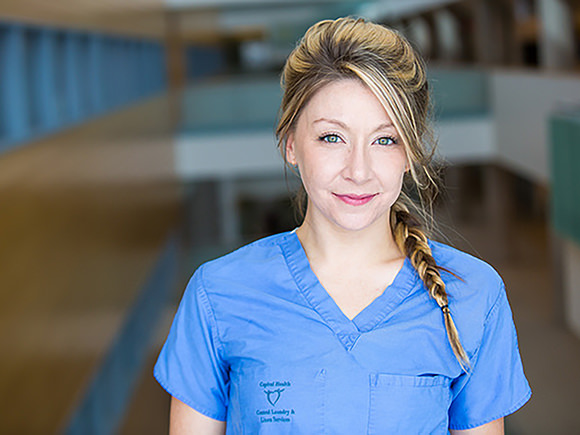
[297,79,394,128]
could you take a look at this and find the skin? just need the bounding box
[285,79,410,319]
[286,79,409,236]
[169,78,504,434]
[169,397,225,434]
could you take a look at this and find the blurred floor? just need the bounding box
[121,168,580,434]
[0,95,182,434]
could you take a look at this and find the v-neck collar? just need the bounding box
[280,230,418,350]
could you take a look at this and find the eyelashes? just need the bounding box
[317,133,398,146]
[375,136,397,146]
[318,133,341,144]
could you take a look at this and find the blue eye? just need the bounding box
[319,134,341,143]
[375,136,397,146]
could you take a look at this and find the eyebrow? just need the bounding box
[312,118,395,133]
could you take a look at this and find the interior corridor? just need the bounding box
[120,166,580,435]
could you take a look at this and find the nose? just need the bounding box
[343,144,372,184]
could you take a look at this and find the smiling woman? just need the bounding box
[154,16,531,434]
[285,79,408,234]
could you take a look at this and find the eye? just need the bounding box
[374,136,397,146]
[318,134,342,144]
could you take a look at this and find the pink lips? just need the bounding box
[334,193,377,206]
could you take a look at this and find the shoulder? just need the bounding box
[428,239,505,310]
[194,231,292,294]
[202,231,289,274]
[427,240,508,354]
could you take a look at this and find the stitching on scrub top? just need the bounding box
[464,280,507,375]
[449,386,531,431]
[198,264,227,360]
[483,281,507,327]
[280,235,326,311]
[279,235,352,346]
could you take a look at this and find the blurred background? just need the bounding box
[1,0,579,433]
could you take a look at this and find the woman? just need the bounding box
[154,17,531,434]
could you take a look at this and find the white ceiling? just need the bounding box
[166,0,458,18]
[167,0,366,9]
[167,0,459,36]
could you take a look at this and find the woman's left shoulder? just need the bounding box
[426,240,516,359]
[427,240,506,316]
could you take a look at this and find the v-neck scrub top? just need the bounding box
[154,231,531,434]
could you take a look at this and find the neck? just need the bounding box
[295,212,403,268]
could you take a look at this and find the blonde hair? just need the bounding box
[275,16,469,369]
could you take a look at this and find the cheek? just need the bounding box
[377,155,407,187]
[382,174,405,199]
[298,165,325,197]
[296,147,335,184]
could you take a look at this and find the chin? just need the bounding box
[306,201,391,233]
[331,216,383,233]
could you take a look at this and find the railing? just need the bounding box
[61,235,178,435]
[178,69,489,134]
[0,20,166,154]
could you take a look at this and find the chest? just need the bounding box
[220,293,457,435]
[312,260,405,321]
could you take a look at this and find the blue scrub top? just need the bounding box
[154,230,531,433]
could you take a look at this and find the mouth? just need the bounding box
[333,193,378,206]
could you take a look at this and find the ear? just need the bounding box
[285,131,298,166]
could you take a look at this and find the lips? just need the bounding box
[333,193,378,206]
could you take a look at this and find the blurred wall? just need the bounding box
[0,0,167,37]
[492,71,580,183]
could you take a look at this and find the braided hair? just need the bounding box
[391,200,469,368]
[276,17,469,369]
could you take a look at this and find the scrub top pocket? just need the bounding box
[232,365,326,435]
[367,373,452,435]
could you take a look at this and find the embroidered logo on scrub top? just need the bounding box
[265,387,284,406]
[256,380,295,424]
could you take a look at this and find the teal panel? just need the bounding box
[37,29,60,129]
[428,68,489,119]
[180,69,489,136]
[1,25,30,142]
[0,24,6,142]
[64,33,83,121]
[180,77,282,132]
[77,35,91,117]
[54,32,68,122]
[24,28,43,132]
[550,111,580,246]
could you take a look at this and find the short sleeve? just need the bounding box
[449,283,532,430]
[153,265,230,421]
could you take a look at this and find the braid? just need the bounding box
[391,201,470,370]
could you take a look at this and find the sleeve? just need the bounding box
[448,282,532,430]
[153,265,230,421]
